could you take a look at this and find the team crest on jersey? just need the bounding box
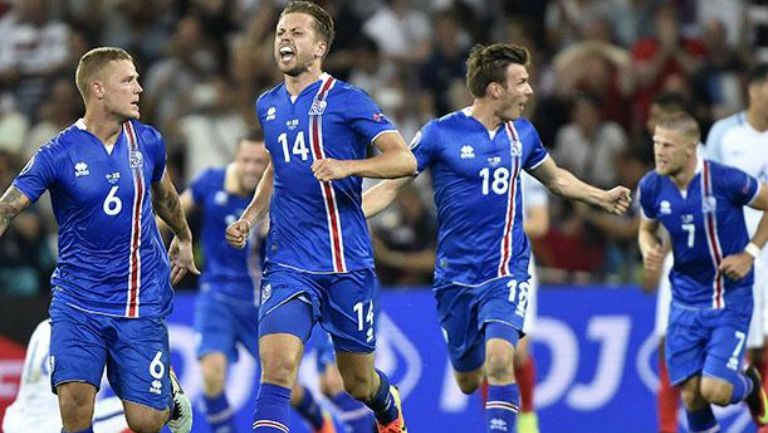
[74,161,90,177]
[460,145,475,159]
[266,106,277,121]
[702,196,717,213]
[659,200,672,215]
[261,283,272,303]
[129,150,143,168]
[308,100,327,116]
[511,140,522,156]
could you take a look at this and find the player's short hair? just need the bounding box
[280,1,335,49]
[747,63,768,86]
[656,111,700,144]
[75,47,133,102]
[240,128,265,145]
[465,43,530,98]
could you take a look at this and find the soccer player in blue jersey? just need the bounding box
[181,131,372,433]
[224,2,416,433]
[362,43,632,433]
[0,47,196,433]
[638,111,768,432]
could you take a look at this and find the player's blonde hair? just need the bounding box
[75,47,134,103]
[656,112,701,146]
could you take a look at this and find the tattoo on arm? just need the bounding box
[152,175,191,242]
[0,187,30,237]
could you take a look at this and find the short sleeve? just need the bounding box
[13,146,57,202]
[717,164,759,206]
[637,175,657,220]
[342,87,397,143]
[703,120,727,162]
[521,122,549,170]
[142,126,167,183]
[411,121,439,173]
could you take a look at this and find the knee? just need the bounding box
[455,372,483,395]
[681,385,703,409]
[340,370,375,401]
[126,410,167,433]
[485,351,515,383]
[700,380,732,406]
[201,356,227,396]
[261,353,300,387]
[58,389,94,425]
[320,366,345,397]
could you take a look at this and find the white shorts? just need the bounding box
[523,257,538,334]
[748,251,768,348]
[653,254,674,338]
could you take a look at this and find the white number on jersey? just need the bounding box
[278,131,310,162]
[103,186,123,216]
[681,223,695,248]
[479,167,511,195]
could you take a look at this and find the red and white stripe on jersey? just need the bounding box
[701,161,725,309]
[498,122,522,277]
[308,74,347,273]
[124,121,144,317]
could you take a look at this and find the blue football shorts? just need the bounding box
[194,290,259,362]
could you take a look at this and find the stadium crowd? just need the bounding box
[0,0,766,295]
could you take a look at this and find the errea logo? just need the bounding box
[265,106,277,121]
[74,161,90,177]
[460,145,475,159]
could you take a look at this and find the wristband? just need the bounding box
[745,242,761,259]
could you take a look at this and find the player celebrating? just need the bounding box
[638,112,768,431]
[225,2,416,433]
[0,47,195,433]
[362,43,631,433]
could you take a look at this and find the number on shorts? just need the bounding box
[149,351,165,379]
[353,301,375,343]
[727,331,746,371]
[507,279,530,317]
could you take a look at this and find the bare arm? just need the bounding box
[312,131,417,181]
[157,190,195,235]
[151,170,192,242]
[226,159,274,249]
[718,185,768,280]
[530,157,631,215]
[638,215,665,275]
[362,176,414,218]
[151,170,199,284]
[0,186,31,237]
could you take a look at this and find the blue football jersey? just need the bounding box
[256,73,396,273]
[412,109,549,285]
[189,168,260,301]
[639,158,760,310]
[13,120,171,318]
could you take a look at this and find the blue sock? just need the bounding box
[204,392,238,433]
[332,391,376,433]
[729,373,754,404]
[63,427,94,433]
[294,385,325,429]
[252,383,292,432]
[365,369,399,425]
[686,405,720,433]
[485,384,519,433]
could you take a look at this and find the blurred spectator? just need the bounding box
[143,14,218,134]
[0,0,71,121]
[347,37,397,96]
[691,17,748,126]
[23,78,82,160]
[100,0,173,67]
[370,184,436,286]
[544,0,605,51]
[178,74,248,183]
[418,12,470,116]
[363,0,432,65]
[696,0,747,48]
[0,93,29,154]
[553,93,628,188]
[630,4,706,133]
